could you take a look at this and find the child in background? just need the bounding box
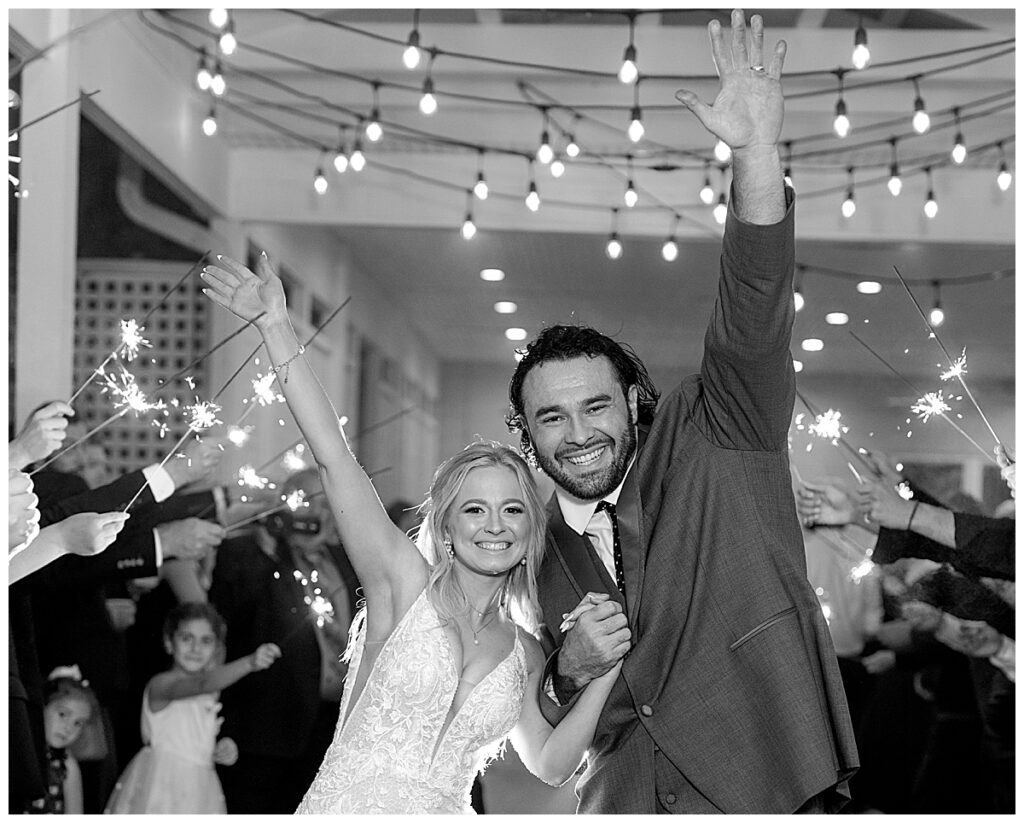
[42,666,100,814]
[104,602,280,814]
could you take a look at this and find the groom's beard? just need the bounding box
[535,418,637,502]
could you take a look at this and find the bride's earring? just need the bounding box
[520,556,527,566]
[443,537,454,558]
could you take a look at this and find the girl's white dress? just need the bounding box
[104,686,226,813]
[295,587,528,814]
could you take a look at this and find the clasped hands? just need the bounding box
[557,592,631,689]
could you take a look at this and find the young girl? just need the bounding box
[104,602,280,814]
[42,666,99,814]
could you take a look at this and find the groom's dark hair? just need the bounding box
[505,324,659,466]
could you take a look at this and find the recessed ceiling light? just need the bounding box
[825,312,849,325]
[856,280,882,294]
[793,359,804,373]
[505,327,527,341]
[480,268,505,282]
[801,338,824,352]
[494,301,517,314]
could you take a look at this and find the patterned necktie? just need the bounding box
[596,500,626,595]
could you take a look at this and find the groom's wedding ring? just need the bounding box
[750,65,766,72]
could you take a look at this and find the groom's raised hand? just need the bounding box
[556,592,631,692]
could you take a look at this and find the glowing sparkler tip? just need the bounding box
[250,372,285,406]
[118,318,152,361]
[284,489,308,511]
[940,349,968,382]
[911,391,951,423]
[185,399,223,431]
[809,409,849,444]
[227,425,252,446]
[237,464,269,489]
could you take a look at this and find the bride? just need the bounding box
[201,253,629,813]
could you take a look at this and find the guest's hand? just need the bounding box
[861,649,896,675]
[934,614,1004,658]
[213,736,239,766]
[900,600,943,634]
[674,10,786,154]
[105,597,137,631]
[250,642,282,671]
[165,434,228,488]
[158,517,225,561]
[995,445,1015,497]
[9,468,40,552]
[557,592,631,690]
[52,511,131,557]
[201,253,288,331]
[9,401,74,469]
[796,480,855,527]
[861,449,904,488]
[855,479,914,530]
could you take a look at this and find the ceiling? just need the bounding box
[141,7,1015,383]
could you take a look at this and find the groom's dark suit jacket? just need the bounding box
[537,192,859,814]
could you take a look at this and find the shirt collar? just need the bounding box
[556,450,636,536]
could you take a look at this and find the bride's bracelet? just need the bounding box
[271,344,305,383]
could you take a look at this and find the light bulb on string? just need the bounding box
[209,8,229,29]
[349,137,365,172]
[950,108,966,164]
[618,14,638,84]
[851,18,870,70]
[887,138,902,196]
[218,20,237,56]
[550,157,565,178]
[714,139,731,163]
[565,118,581,158]
[623,156,637,208]
[793,287,805,312]
[840,167,856,218]
[536,111,553,164]
[210,60,226,96]
[333,126,349,173]
[202,106,218,137]
[662,215,680,262]
[699,162,714,205]
[473,151,488,199]
[996,143,1013,191]
[928,281,944,326]
[713,192,727,225]
[525,164,540,212]
[313,166,328,195]
[419,77,437,116]
[365,84,382,142]
[605,209,622,259]
[628,105,645,143]
[403,10,422,69]
[922,167,937,218]
[461,202,477,241]
[832,71,850,138]
[195,48,212,91]
[911,77,929,134]
[782,141,793,189]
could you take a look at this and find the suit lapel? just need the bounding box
[616,428,647,626]
[547,497,622,607]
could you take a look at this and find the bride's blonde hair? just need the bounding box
[415,441,546,635]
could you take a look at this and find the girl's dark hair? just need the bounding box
[506,324,660,465]
[45,673,100,720]
[162,601,228,646]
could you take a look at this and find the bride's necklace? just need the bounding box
[465,604,500,646]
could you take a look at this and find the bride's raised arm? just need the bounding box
[202,253,425,598]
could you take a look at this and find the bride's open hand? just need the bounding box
[201,252,287,328]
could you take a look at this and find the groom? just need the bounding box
[505,10,858,814]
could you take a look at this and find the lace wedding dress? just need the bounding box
[295,587,528,814]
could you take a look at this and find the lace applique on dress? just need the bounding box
[295,588,527,814]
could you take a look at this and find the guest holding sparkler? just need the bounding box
[104,602,280,813]
[208,469,360,814]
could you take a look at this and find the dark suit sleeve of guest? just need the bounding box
[699,186,796,451]
[127,489,218,534]
[953,513,1015,581]
[38,470,155,527]
[30,528,159,591]
[207,537,260,627]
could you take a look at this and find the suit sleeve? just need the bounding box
[38,470,156,527]
[699,186,796,451]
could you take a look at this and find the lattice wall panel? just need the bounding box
[73,262,210,477]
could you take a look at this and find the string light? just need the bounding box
[928,280,945,326]
[402,10,422,70]
[793,267,805,312]
[525,164,540,212]
[887,138,902,196]
[536,110,553,165]
[628,103,645,143]
[605,208,623,260]
[473,150,488,199]
[218,18,237,56]
[841,167,856,218]
[714,138,731,164]
[313,164,328,194]
[911,77,930,134]
[210,59,225,97]
[851,17,870,70]
[699,161,715,205]
[332,125,348,173]
[564,116,581,158]
[419,52,437,116]
[950,107,966,164]
[996,142,1012,190]
[923,167,938,218]
[783,141,794,189]
[618,14,638,85]
[623,155,638,208]
[661,215,680,262]
[201,105,218,137]
[461,191,477,240]
[365,83,383,142]
[349,136,366,172]
[209,8,228,29]
[833,71,850,138]
[550,157,565,178]
[195,48,212,91]
[713,192,727,225]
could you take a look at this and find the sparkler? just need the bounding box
[794,390,873,472]
[155,313,266,395]
[891,266,1003,449]
[847,330,995,463]
[66,318,150,405]
[911,391,951,424]
[940,349,968,383]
